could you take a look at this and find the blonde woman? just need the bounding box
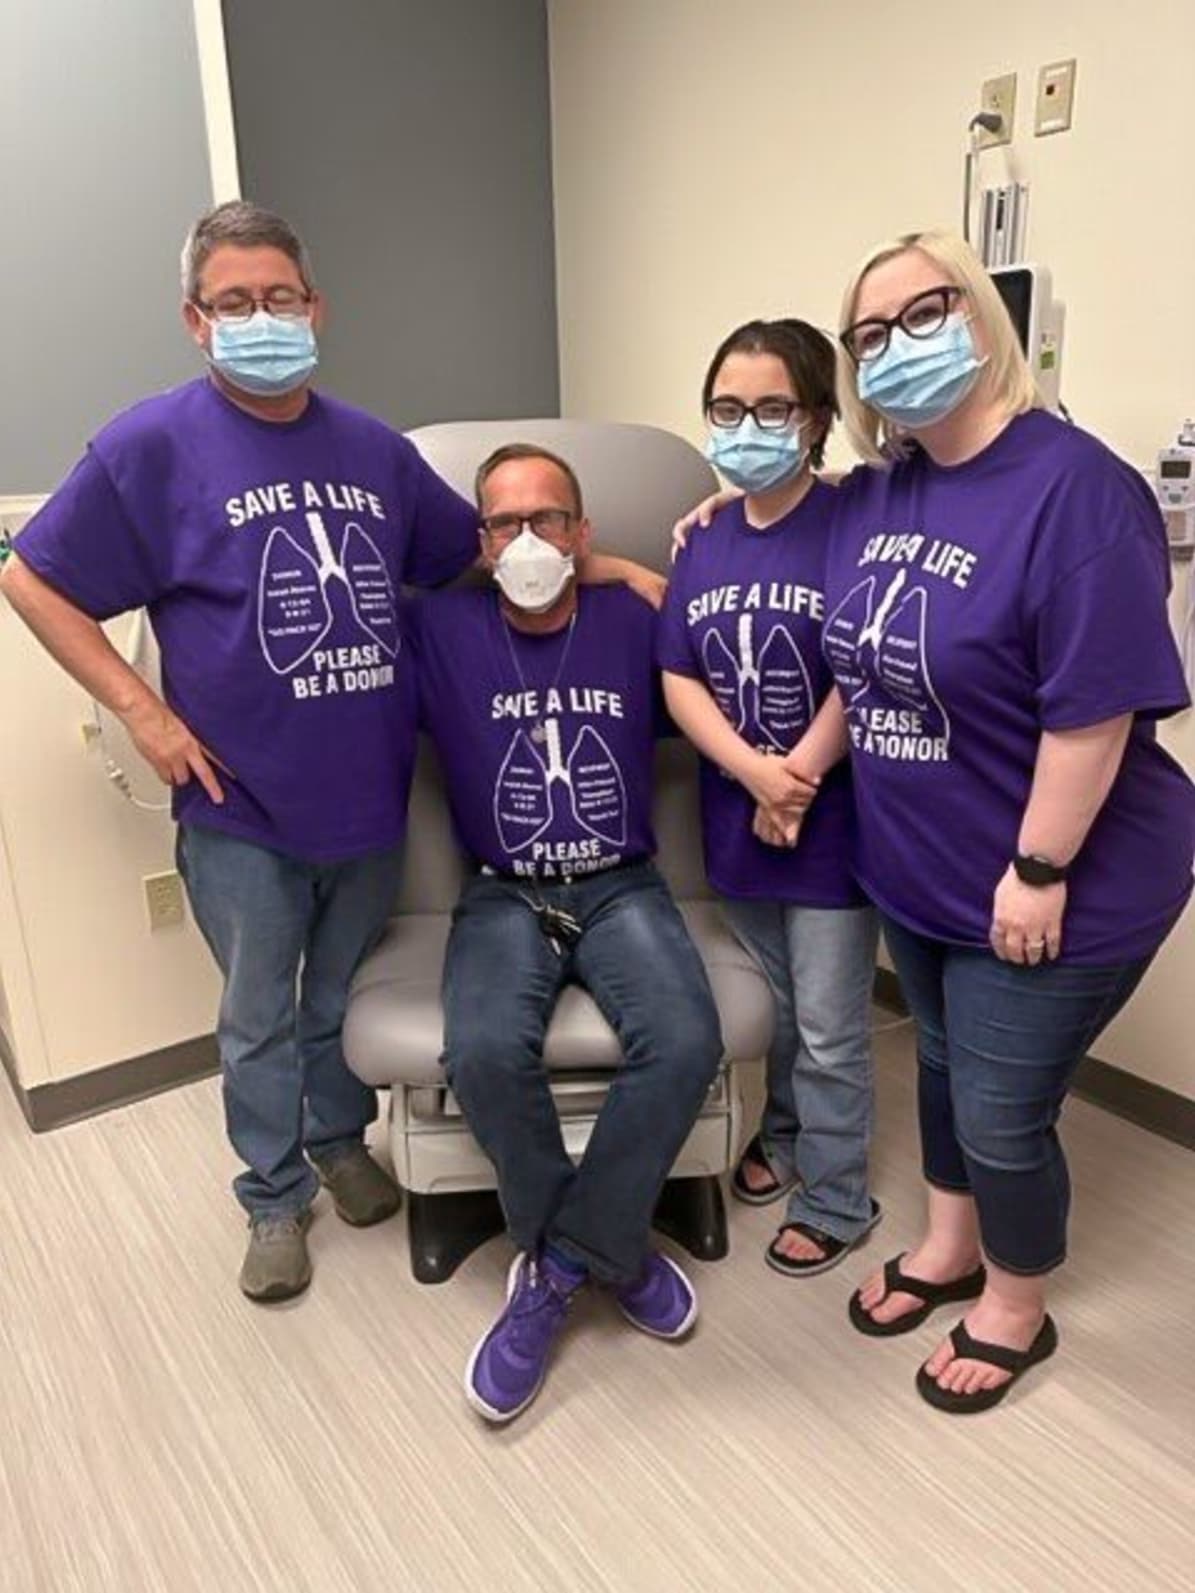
[829,230,1193,1411]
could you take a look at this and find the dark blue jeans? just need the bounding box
[178,825,402,1218]
[882,915,1152,1275]
[440,863,724,1285]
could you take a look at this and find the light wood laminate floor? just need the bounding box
[1,1021,1192,1592]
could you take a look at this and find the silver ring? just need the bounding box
[1026,939,1046,949]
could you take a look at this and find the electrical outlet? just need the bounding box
[1035,59,1076,136]
[144,870,185,931]
[976,72,1016,148]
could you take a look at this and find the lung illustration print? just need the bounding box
[494,717,627,854]
[259,510,398,675]
[824,569,949,740]
[702,613,813,751]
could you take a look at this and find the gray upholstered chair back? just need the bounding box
[397,419,718,913]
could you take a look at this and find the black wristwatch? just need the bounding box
[1013,852,1068,887]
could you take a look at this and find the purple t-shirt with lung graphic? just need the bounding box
[413,585,658,878]
[658,486,864,906]
[823,409,1195,964]
[16,378,478,861]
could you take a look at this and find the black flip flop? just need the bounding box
[730,1134,795,1208]
[848,1253,987,1337]
[916,1315,1058,1413]
[766,1199,882,1278]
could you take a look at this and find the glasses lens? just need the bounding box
[207,293,255,323]
[754,399,798,431]
[901,289,953,339]
[483,514,521,539]
[529,510,572,538]
[707,398,746,429]
[263,289,310,320]
[846,323,889,363]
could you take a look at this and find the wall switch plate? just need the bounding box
[144,870,185,931]
[976,72,1016,148]
[1035,59,1076,136]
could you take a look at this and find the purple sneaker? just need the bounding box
[464,1251,581,1423]
[615,1250,698,1340]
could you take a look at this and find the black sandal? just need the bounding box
[766,1199,881,1278]
[916,1315,1058,1413]
[730,1134,794,1207]
[848,1253,987,1337]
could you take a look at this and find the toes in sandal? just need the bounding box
[766,1199,881,1278]
[916,1315,1058,1414]
[731,1134,795,1207]
[848,1253,987,1337]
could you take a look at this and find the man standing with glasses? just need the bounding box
[0,200,494,1301]
[411,444,723,1424]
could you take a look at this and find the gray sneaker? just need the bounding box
[240,1210,313,1303]
[310,1145,401,1228]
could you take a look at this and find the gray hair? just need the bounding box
[180,200,315,301]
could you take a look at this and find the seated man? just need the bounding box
[413,443,724,1424]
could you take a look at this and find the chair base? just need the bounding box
[652,1173,729,1263]
[405,1174,730,1283]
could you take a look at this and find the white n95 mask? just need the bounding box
[493,528,575,612]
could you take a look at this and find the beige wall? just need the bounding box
[549,0,1195,1099]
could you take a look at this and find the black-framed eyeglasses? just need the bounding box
[194,287,313,323]
[481,508,575,541]
[705,396,806,432]
[840,286,966,364]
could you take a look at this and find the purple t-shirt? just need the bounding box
[413,585,658,878]
[823,409,1195,964]
[16,378,478,862]
[658,486,864,906]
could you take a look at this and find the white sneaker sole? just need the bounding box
[616,1252,699,1340]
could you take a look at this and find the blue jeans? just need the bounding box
[440,863,724,1285]
[178,825,403,1218]
[721,898,880,1241]
[882,915,1153,1275]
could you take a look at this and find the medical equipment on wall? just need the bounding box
[990,263,1065,413]
[978,182,1029,268]
[1155,419,1195,559]
[89,608,170,812]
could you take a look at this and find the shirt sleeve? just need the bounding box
[655,547,700,677]
[401,443,481,589]
[1030,480,1190,729]
[14,450,165,620]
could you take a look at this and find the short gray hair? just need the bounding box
[180,200,315,301]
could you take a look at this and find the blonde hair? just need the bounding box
[837,229,1041,465]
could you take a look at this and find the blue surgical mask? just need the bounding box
[208,310,319,397]
[705,417,805,494]
[857,313,986,430]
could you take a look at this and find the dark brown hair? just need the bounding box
[702,318,839,468]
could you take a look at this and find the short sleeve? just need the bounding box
[401,445,480,588]
[15,450,164,620]
[655,547,700,677]
[1032,529,1189,729]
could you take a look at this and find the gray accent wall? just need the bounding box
[221,0,559,432]
[0,1,214,493]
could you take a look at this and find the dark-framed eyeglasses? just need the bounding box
[705,396,806,432]
[840,285,966,364]
[481,508,575,542]
[194,287,313,323]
